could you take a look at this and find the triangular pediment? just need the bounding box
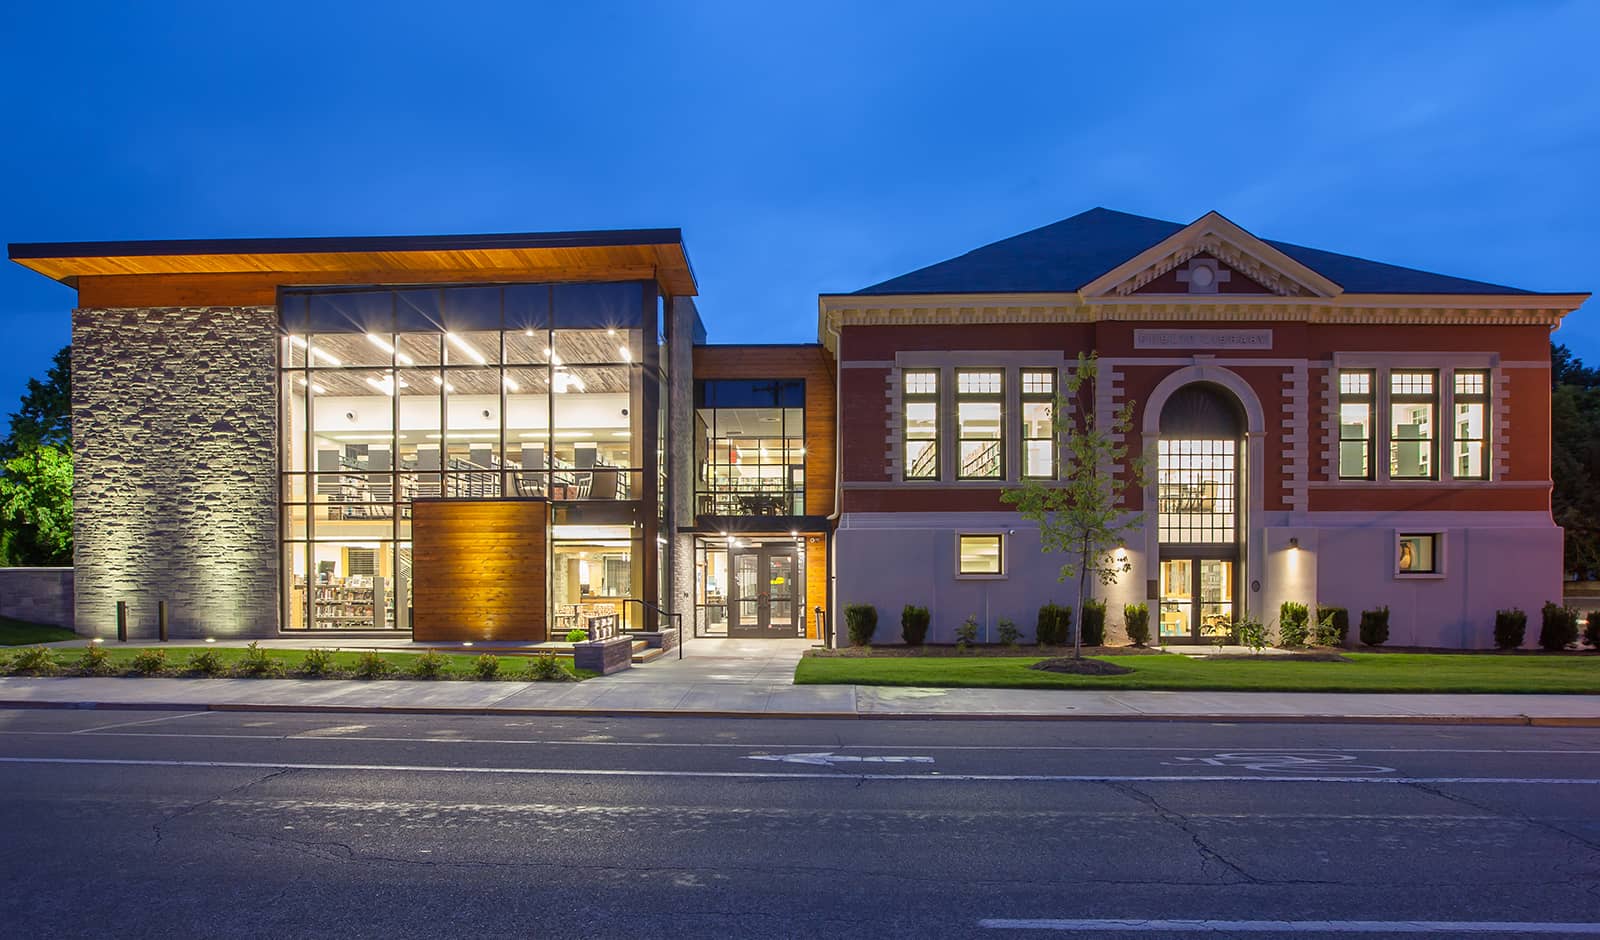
[1080,211,1344,299]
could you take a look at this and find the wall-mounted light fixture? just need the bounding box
[1288,537,1300,550]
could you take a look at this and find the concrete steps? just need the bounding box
[630,640,665,664]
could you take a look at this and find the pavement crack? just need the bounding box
[1103,781,1259,885]
[1408,781,1600,856]
[150,768,297,849]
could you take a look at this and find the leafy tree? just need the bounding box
[1552,350,1600,577]
[1552,343,1600,390]
[1001,353,1149,659]
[0,346,70,462]
[0,444,72,566]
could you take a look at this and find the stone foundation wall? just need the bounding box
[0,567,75,629]
[72,306,280,639]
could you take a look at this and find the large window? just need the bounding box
[1338,370,1374,480]
[694,379,806,516]
[1454,370,1489,480]
[1158,439,1237,544]
[956,370,1003,479]
[903,370,940,480]
[1020,369,1056,479]
[280,282,649,631]
[1390,370,1437,480]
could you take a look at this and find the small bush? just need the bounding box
[1538,602,1579,652]
[473,654,501,680]
[130,649,169,676]
[411,650,451,678]
[186,650,226,676]
[527,652,574,681]
[1081,600,1106,647]
[12,646,58,676]
[1359,607,1391,647]
[900,605,931,646]
[1278,602,1310,647]
[955,615,979,651]
[1586,611,1600,649]
[1233,616,1268,653]
[565,628,590,643]
[1493,608,1527,650]
[1313,607,1349,647]
[845,604,878,646]
[1123,603,1150,647]
[73,645,116,676]
[234,641,282,678]
[300,648,337,676]
[997,618,1020,647]
[1036,604,1072,646]
[352,651,393,679]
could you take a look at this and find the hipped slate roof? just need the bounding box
[853,207,1531,296]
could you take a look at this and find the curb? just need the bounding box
[0,699,1596,727]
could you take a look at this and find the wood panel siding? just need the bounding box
[692,344,837,518]
[412,499,548,641]
[805,536,828,639]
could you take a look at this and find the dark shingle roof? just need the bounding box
[852,207,1531,296]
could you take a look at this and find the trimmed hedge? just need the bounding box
[1314,606,1349,647]
[1081,600,1107,646]
[1036,604,1072,646]
[1494,608,1527,650]
[1539,602,1579,652]
[1587,611,1600,649]
[845,604,879,646]
[901,605,931,646]
[1358,606,1390,647]
[1124,603,1151,647]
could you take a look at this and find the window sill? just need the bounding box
[1394,572,1446,580]
[955,573,1008,581]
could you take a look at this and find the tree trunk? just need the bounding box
[1075,534,1090,659]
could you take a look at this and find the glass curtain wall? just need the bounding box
[693,379,806,517]
[280,282,651,631]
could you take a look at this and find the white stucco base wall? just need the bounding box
[835,510,1563,650]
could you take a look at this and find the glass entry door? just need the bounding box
[1158,556,1236,644]
[729,545,801,637]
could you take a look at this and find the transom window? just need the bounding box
[903,370,940,480]
[956,370,1003,479]
[1020,369,1056,478]
[1390,370,1438,480]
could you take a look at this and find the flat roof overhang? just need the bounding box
[8,227,698,297]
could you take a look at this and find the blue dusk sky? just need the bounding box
[1,1,1596,415]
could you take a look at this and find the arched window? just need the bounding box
[1156,383,1245,545]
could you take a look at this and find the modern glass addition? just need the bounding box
[694,379,805,516]
[956,370,1003,479]
[1390,370,1437,479]
[1338,369,1374,479]
[279,282,652,631]
[1020,369,1056,478]
[1454,370,1489,479]
[903,370,940,480]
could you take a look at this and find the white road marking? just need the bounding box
[66,712,211,734]
[2,756,1599,785]
[746,752,935,766]
[1162,752,1396,774]
[978,918,1600,934]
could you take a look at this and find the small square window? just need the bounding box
[1339,371,1371,396]
[904,370,938,396]
[1397,533,1438,575]
[957,534,1003,576]
[956,370,1003,395]
[1021,369,1056,396]
[1455,371,1486,397]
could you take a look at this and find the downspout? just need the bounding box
[823,319,844,648]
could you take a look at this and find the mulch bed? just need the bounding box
[1193,651,1352,662]
[811,644,1165,659]
[1028,657,1135,676]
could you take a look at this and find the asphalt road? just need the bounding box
[1,709,1598,939]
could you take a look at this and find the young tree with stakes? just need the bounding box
[1001,353,1149,659]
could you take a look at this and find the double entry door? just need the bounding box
[1158,553,1237,644]
[729,545,801,637]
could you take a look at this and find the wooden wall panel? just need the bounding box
[804,536,828,639]
[412,499,547,641]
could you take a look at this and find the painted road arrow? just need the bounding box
[746,752,936,767]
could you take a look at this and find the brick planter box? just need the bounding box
[571,636,633,675]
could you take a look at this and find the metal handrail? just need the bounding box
[620,597,686,660]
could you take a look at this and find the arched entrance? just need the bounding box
[1155,383,1246,644]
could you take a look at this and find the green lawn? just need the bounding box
[0,645,592,680]
[0,617,76,646]
[794,652,1600,694]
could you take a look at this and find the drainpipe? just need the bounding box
[823,320,844,648]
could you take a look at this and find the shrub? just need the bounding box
[130,649,169,676]
[1123,603,1150,647]
[955,615,978,651]
[1359,607,1391,647]
[1538,603,1579,652]
[1278,602,1310,647]
[299,648,337,676]
[1587,611,1600,649]
[997,618,1020,647]
[0,652,12,674]
[527,652,574,681]
[1081,600,1107,647]
[235,641,282,678]
[352,651,393,679]
[1313,607,1349,647]
[1036,604,1072,646]
[186,650,226,676]
[900,605,931,646]
[845,604,878,646]
[73,645,116,676]
[12,646,58,676]
[1493,608,1527,650]
[411,650,451,678]
[1233,616,1268,653]
[565,628,590,643]
[473,654,501,680]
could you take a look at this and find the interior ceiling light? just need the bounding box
[445,332,488,365]
[607,327,617,336]
[428,375,456,392]
[618,346,632,362]
[365,333,414,366]
[503,376,521,392]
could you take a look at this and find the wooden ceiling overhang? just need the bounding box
[8,228,697,308]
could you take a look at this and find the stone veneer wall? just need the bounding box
[72,306,280,638]
[0,567,75,629]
